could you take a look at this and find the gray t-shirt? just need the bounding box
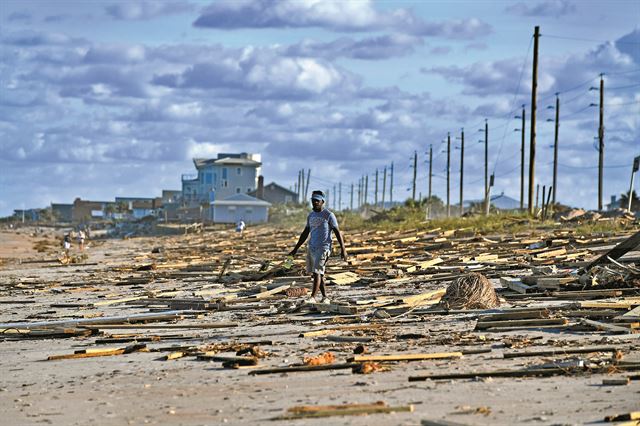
[307,209,338,250]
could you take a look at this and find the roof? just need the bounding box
[193,156,262,168]
[213,157,261,166]
[249,182,298,197]
[211,193,271,207]
[463,193,523,210]
[264,182,298,196]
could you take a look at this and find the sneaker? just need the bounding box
[304,296,317,304]
[320,297,331,305]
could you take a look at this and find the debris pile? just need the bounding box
[0,223,638,424]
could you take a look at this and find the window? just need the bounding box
[222,168,227,179]
[204,173,212,184]
[236,167,242,176]
[247,187,252,193]
[222,180,228,188]
[245,207,253,214]
[236,187,241,194]
[228,206,236,211]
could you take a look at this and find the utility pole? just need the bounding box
[552,94,559,204]
[364,174,369,205]
[350,183,354,210]
[297,170,301,203]
[598,73,605,211]
[484,119,489,214]
[357,178,362,208]
[519,105,526,210]
[338,182,342,211]
[446,132,451,217]
[382,166,387,209]
[528,25,540,215]
[333,184,336,210]
[326,188,330,209]
[629,156,640,211]
[412,150,418,201]
[427,144,433,219]
[390,162,394,206]
[459,128,465,217]
[305,169,311,200]
[485,174,494,216]
[428,144,433,201]
[374,169,379,206]
[301,169,305,203]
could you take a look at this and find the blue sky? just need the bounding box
[1,0,638,216]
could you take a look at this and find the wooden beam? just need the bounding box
[584,230,640,270]
[348,352,462,363]
[249,362,360,375]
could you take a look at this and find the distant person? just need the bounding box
[62,234,71,256]
[235,220,246,235]
[77,229,86,251]
[289,190,347,304]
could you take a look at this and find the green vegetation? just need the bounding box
[269,199,637,237]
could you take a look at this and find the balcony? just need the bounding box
[181,174,198,182]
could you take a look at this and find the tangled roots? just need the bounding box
[439,273,500,310]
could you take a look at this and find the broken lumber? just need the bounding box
[249,362,360,375]
[500,277,531,294]
[475,318,568,330]
[502,346,619,358]
[48,343,146,360]
[348,352,462,363]
[273,402,414,420]
[579,319,635,334]
[584,230,640,270]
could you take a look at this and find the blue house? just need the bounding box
[181,153,262,207]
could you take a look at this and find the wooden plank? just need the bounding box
[500,277,530,294]
[81,322,238,330]
[475,318,568,330]
[617,305,640,322]
[405,258,443,273]
[93,295,148,307]
[288,402,386,413]
[274,404,413,420]
[396,288,446,306]
[584,230,640,270]
[579,319,635,334]
[248,284,290,300]
[604,411,640,422]
[249,362,359,375]
[580,301,640,309]
[324,335,373,343]
[503,346,619,358]
[421,420,470,426]
[0,311,185,330]
[348,352,462,363]
[312,303,359,314]
[48,343,146,360]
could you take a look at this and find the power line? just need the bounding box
[542,34,640,45]
[492,34,534,175]
[607,83,640,90]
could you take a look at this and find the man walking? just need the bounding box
[289,190,347,304]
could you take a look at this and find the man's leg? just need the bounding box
[319,274,327,298]
[311,273,321,298]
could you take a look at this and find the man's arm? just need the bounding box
[289,226,310,256]
[333,228,348,262]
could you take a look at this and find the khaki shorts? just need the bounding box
[306,247,331,275]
